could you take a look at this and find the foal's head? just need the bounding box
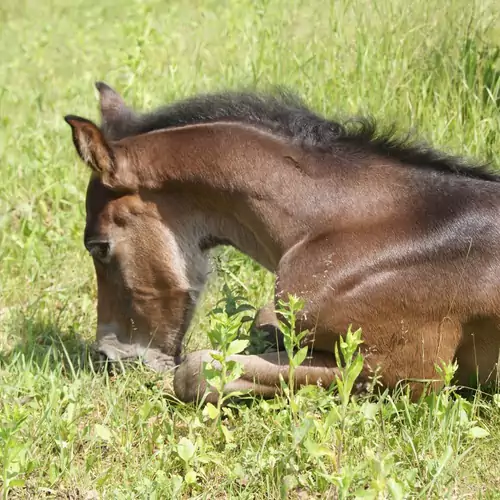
[66,85,208,370]
[83,179,207,370]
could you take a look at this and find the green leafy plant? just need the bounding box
[201,282,253,438]
[275,294,310,409]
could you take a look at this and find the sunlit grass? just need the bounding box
[1,0,500,497]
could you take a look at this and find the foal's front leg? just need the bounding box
[173,349,341,403]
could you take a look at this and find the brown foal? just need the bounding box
[65,82,500,402]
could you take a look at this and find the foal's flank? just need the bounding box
[65,82,500,402]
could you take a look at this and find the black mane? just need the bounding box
[122,89,499,182]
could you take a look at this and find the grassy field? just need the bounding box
[2,0,500,497]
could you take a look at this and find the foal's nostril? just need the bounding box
[86,239,112,263]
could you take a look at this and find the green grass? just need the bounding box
[2,0,500,497]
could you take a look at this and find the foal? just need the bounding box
[65,82,500,402]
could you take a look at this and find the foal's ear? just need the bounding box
[95,81,134,126]
[64,115,115,175]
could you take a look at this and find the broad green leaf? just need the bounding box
[293,418,313,445]
[437,445,453,470]
[7,478,26,488]
[260,400,270,412]
[207,377,223,391]
[458,408,470,425]
[350,353,364,379]
[361,402,379,421]
[209,352,225,363]
[292,346,309,367]
[226,339,249,356]
[221,424,233,443]
[305,438,335,458]
[171,475,183,495]
[177,437,196,463]
[185,469,197,484]
[387,478,404,500]
[468,426,490,439]
[354,488,377,499]
[325,406,341,426]
[226,360,244,379]
[64,402,76,421]
[336,376,344,395]
[94,424,112,442]
[202,402,219,420]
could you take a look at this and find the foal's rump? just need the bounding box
[455,316,500,388]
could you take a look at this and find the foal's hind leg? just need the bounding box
[352,319,463,399]
[173,349,344,403]
[455,316,500,389]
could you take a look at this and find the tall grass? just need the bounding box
[1,0,500,497]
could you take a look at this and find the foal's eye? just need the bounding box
[87,240,112,263]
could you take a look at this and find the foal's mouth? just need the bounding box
[89,341,182,373]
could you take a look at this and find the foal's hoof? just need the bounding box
[173,350,218,403]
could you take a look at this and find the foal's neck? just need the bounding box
[126,122,327,269]
[121,121,500,274]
